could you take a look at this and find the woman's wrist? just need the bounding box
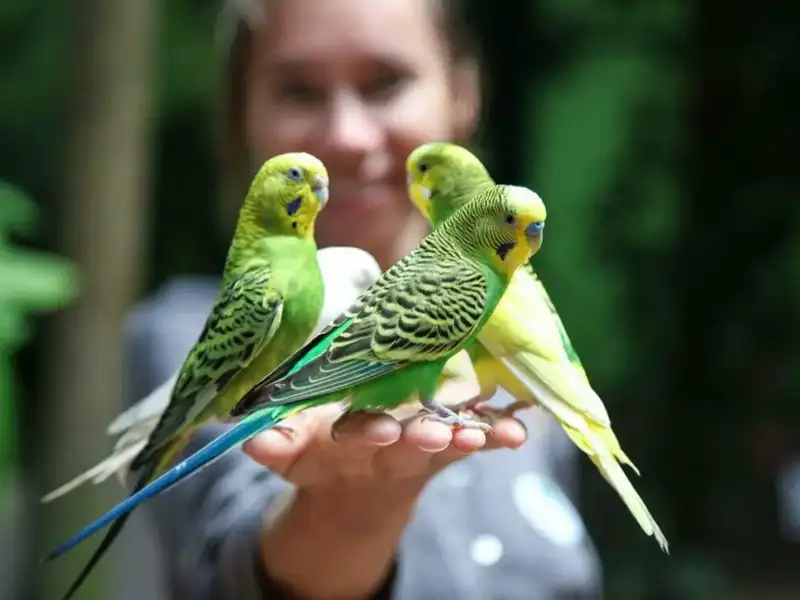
[258,483,418,599]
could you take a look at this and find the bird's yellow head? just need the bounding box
[243,152,329,239]
[448,184,547,278]
[405,142,492,224]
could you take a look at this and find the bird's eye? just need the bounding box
[418,162,429,173]
[287,167,303,181]
[504,214,516,226]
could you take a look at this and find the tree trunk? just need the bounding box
[29,1,157,599]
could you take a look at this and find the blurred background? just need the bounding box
[2,1,799,599]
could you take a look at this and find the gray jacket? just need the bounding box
[117,277,603,600]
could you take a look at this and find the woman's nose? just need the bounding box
[321,90,383,157]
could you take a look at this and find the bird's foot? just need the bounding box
[419,398,494,433]
[447,394,487,414]
[451,400,531,428]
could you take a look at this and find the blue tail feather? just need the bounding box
[43,409,281,565]
[53,487,141,600]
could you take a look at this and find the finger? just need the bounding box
[309,409,404,481]
[481,417,527,451]
[400,415,454,452]
[329,410,402,448]
[451,427,488,453]
[429,426,487,471]
[430,417,526,472]
[242,410,316,476]
[376,415,453,479]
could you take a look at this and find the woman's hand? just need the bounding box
[242,378,527,599]
[243,378,526,492]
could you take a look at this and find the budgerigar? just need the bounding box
[43,152,331,600]
[39,246,384,504]
[42,183,547,571]
[405,142,668,553]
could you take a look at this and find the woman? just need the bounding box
[122,0,603,598]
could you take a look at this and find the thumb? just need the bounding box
[242,408,319,475]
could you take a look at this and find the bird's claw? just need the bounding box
[418,397,494,433]
[422,412,494,433]
[468,400,528,421]
[443,395,517,426]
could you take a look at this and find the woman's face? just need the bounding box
[243,0,479,264]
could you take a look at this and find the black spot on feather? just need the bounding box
[496,242,516,261]
[216,370,236,390]
[287,197,302,215]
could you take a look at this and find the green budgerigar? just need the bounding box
[41,184,547,576]
[229,182,547,429]
[39,246,385,505]
[43,152,331,599]
[405,142,668,552]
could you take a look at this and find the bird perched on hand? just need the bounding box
[405,141,668,553]
[44,151,332,599]
[39,246,384,504]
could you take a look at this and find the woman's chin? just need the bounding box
[317,185,412,250]
[328,183,402,216]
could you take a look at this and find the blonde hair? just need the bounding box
[213,0,478,225]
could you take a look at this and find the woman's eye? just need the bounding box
[362,73,405,101]
[276,80,326,105]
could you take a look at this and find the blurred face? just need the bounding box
[242,0,479,266]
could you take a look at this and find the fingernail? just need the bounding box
[330,410,370,442]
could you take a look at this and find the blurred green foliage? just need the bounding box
[0,183,78,511]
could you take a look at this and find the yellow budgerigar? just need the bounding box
[405,142,668,553]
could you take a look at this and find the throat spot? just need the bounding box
[496,242,516,261]
[286,197,302,216]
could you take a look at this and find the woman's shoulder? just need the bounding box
[127,275,221,333]
[127,275,220,326]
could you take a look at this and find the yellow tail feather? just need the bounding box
[569,424,668,552]
[496,352,668,552]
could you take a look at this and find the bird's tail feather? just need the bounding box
[571,424,669,553]
[50,465,154,600]
[499,355,668,552]
[503,352,610,426]
[42,376,178,503]
[42,402,304,564]
[40,435,147,504]
[107,374,177,435]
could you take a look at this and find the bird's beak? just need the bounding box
[408,182,432,219]
[525,221,545,239]
[406,172,430,198]
[312,173,330,207]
